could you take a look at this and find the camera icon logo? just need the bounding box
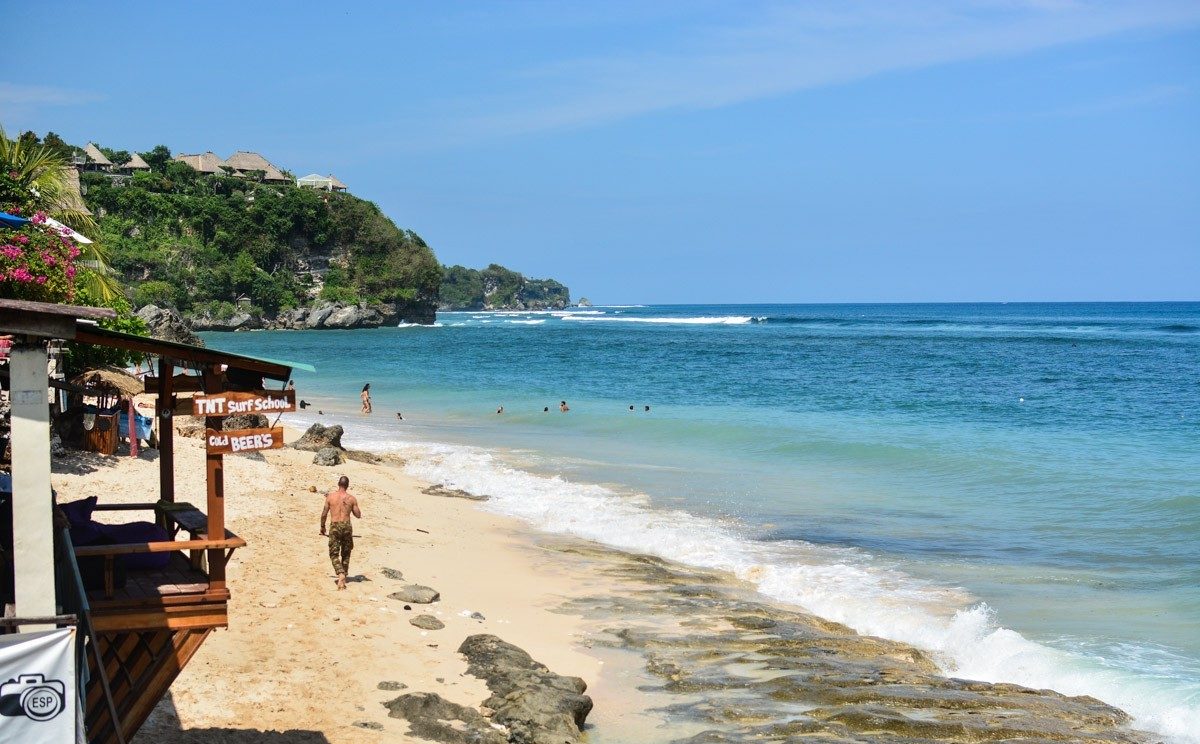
[0,673,66,722]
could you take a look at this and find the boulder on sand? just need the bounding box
[389,585,440,604]
[410,615,445,630]
[292,423,344,451]
[223,413,269,430]
[458,634,592,743]
[313,447,343,466]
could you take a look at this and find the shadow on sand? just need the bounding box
[134,692,333,743]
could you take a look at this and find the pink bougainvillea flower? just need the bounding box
[65,265,77,279]
[14,234,29,244]
[31,211,46,224]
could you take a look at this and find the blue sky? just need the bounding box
[3,1,1198,303]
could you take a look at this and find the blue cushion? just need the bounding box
[97,521,172,570]
[59,496,98,527]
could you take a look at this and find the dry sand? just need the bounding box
[52,427,630,743]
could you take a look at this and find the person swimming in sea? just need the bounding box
[629,405,635,411]
[496,406,504,414]
[396,412,403,420]
[644,405,650,412]
[560,400,570,413]
[543,406,549,412]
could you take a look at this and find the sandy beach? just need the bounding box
[53,425,634,743]
[50,420,1158,744]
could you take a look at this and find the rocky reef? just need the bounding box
[384,634,593,744]
[547,542,1153,744]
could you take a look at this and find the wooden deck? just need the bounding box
[87,554,210,606]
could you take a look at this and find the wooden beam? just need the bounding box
[74,325,292,380]
[202,368,226,594]
[157,358,175,504]
[0,308,76,339]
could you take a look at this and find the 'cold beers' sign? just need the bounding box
[206,427,285,455]
[192,389,296,417]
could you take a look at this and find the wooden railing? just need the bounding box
[74,502,244,600]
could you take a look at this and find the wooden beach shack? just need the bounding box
[1,298,310,743]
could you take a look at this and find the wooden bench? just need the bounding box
[78,502,245,599]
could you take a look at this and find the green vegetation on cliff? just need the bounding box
[82,156,440,316]
[9,129,571,324]
[440,264,570,310]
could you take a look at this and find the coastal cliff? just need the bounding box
[42,135,567,329]
[440,263,570,311]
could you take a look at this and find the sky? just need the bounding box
[2,1,1198,304]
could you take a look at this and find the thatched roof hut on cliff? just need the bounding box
[174,151,230,175]
[225,150,290,183]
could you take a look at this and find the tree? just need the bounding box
[100,147,131,167]
[140,145,172,172]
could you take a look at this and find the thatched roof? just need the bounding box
[328,174,347,190]
[70,366,144,397]
[83,143,112,166]
[225,150,290,183]
[123,152,151,170]
[175,152,230,174]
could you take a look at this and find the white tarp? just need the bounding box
[0,628,79,743]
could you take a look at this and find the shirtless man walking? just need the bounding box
[320,476,362,590]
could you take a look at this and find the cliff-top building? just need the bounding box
[296,173,348,192]
[224,150,291,183]
[174,151,231,175]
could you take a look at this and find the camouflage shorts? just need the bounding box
[328,521,353,576]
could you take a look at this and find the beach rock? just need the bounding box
[191,310,262,332]
[292,423,344,451]
[137,304,203,346]
[313,447,343,466]
[344,448,383,464]
[324,304,384,329]
[381,568,404,581]
[422,484,488,501]
[50,432,66,457]
[550,541,1152,744]
[390,585,440,604]
[352,721,383,731]
[458,634,593,743]
[222,413,269,430]
[383,692,507,744]
[410,615,445,630]
[378,681,407,691]
[174,416,206,439]
[305,303,336,329]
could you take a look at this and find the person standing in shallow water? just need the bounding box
[560,400,570,412]
[360,383,372,414]
[320,475,362,590]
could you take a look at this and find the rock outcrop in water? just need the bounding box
[551,543,1151,744]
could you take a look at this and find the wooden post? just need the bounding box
[157,357,175,504]
[202,367,226,592]
[9,338,56,631]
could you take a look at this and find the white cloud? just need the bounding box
[0,82,103,107]
[422,0,1200,143]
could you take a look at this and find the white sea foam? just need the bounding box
[395,439,1200,744]
[561,315,754,325]
[506,319,546,325]
[396,322,444,328]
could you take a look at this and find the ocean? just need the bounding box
[202,302,1200,742]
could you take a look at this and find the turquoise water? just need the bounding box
[203,302,1200,741]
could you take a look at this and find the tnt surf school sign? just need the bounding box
[191,389,296,417]
[0,628,79,743]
